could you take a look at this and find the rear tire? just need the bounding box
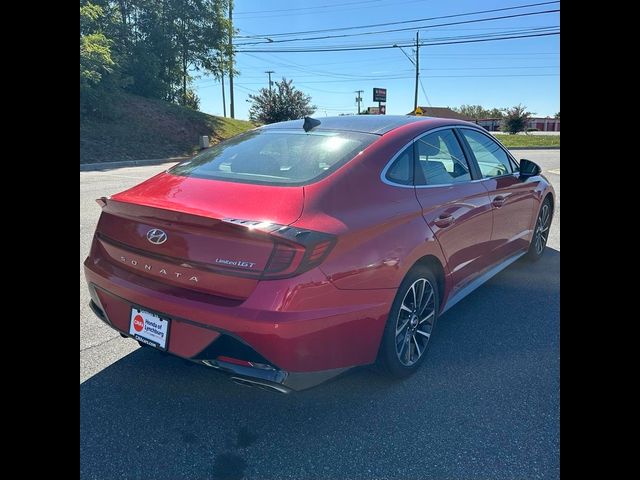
[377,266,440,378]
[526,197,553,261]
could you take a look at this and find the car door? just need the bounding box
[456,127,538,263]
[412,128,494,293]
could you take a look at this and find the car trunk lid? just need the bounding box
[94,173,304,300]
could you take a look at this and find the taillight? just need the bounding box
[223,218,336,279]
[264,243,300,274]
[307,239,333,265]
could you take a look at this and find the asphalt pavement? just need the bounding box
[80,150,560,480]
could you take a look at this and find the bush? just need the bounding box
[501,104,533,135]
[248,78,316,124]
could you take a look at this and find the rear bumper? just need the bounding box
[84,257,395,390]
[91,298,348,393]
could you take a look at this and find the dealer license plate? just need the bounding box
[129,307,170,351]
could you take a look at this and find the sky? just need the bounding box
[194,0,560,120]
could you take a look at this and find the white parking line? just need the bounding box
[547,169,560,175]
[84,173,150,179]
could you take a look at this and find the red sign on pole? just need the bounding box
[373,88,387,102]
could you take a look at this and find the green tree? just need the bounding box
[452,104,505,120]
[170,0,230,107]
[452,104,489,121]
[248,78,316,124]
[81,1,231,109]
[80,3,117,114]
[554,111,560,119]
[501,104,533,134]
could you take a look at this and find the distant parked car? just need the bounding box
[84,115,555,392]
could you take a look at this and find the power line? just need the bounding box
[238,44,553,76]
[229,74,559,87]
[236,52,559,71]
[236,31,560,53]
[198,46,559,85]
[234,84,259,94]
[410,73,561,78]
[201,65,559,83]
[235,9,559,46]
[294,85,355,94]
[418,77,431,107]
[236,1,560,38]
[196,48,559,86]
[421,65,559,71]
[234,0,428,20]
[236,35,561,56]
[235,0,385,16]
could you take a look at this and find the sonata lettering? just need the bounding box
[118,256,199,282]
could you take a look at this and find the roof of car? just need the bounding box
[260,115,470,135]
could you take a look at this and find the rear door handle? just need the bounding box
[492,195,506,208]
[434,214,454,228]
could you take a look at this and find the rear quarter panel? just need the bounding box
[296,124,450,291]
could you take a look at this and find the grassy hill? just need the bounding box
[80,93,255,164]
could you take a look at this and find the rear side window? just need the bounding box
[415,129,471,186]
[170,129,378,186]
[385,144,414,185]
[459,129,513,178]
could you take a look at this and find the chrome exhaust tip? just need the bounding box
[230,376,291,394]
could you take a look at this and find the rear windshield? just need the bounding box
[169,129,378,186]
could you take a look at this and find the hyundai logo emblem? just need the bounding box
[146,228,167,245]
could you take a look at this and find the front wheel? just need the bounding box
[377,267,440,378]
[526,197,553,261]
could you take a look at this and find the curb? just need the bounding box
[506,146,560,150]
[80,156,190,171]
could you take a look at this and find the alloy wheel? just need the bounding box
[534,203,551,255]
[395,278,436,366]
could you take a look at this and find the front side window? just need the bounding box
[170,129,377,186]
[414,129,471,186]
[459,129,513,178]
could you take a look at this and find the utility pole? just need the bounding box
[221,71,226,117]
[265,70,275,92]
[355,90,363,114]
[228,2,235,118]
[414,31,419,113]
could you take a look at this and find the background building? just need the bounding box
[406,106,472,120]
[477,117,560,132]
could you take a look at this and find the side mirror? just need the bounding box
[519,158,541,178]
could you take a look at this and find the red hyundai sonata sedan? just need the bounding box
[84,115,554,392]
